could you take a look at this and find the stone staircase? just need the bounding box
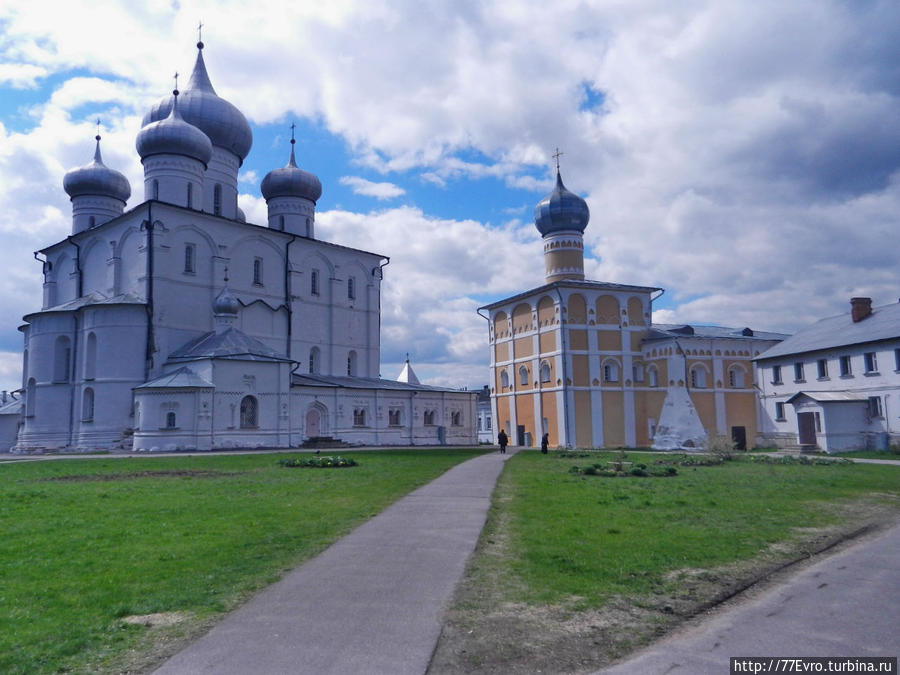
[301,436,351,450]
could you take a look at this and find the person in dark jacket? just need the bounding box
[497,429,508,454]
[541,433,549,454]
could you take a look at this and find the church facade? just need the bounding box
[481,170,787,450]
[13,41,475,453]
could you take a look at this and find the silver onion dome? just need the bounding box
[213,284,240,315]
[260,140,322,203]
[63,135,131,203]
[142,42,252,160]
[136,91,213,165]
[534,170,590,236]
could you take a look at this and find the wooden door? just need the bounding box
[797,412,816,445]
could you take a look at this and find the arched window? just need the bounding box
[690,366,707,388]
[152,179,159,200]
[25,378,36,417]
[729,366,745,388]
[279,215,285,230]
[424,410,435,425]
[518,366,529,386]
[347,277,355,300]
[166,411,177,428]
[602,360,619,383]
[647,366,659,387]
[500,370,510,388]
[240,395,258,428]
[632,362,645,383]
[89,216,96,228]
[84,332,97,380]
[353,408,366,426]
[186,182,193,208]
[213,183,222,216]
[253,258,263,285]
[54,336,71,383]
[184,244,196,274]
[540,362,551,383]
[309,347,320,374]
[451,411,462,426]
[347,350,358,376]
[81,388,94,422]
[311,269,319,296]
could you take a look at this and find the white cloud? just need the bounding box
[338,176,405,200]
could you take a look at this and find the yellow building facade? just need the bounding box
[481,169,785,450]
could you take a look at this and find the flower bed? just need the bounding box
[279,456,358,468]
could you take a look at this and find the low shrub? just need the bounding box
[279,456,358,468]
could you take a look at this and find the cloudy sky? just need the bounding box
[1,0,899,391]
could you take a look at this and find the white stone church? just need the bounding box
[12,41,476,453]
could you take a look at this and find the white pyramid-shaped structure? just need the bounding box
[652,385,708,451]
[396,357,420,385]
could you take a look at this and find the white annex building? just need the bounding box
[11,41,476,453]
[755,297,900,452]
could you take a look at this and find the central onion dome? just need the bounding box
[136,90,213,165]
[64,135,131,203]
[142,42,252,160]
[260,138,322,203]
[534,170,590,236]
[213,283,240,315]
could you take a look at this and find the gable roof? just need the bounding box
[136,366,214,389]
[291,373,468,394]
[644,323,788,342]
[785,391,868,404]
[167,327,291,363]
[756,301,900,361]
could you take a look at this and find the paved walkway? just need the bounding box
[154,449,515,675]
[600,522,900,674]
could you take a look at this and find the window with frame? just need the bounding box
[817,359,828,379]
[25,378,36,417]
[690,366,706,388]
[186,182,193,208]
[81,388,94,422]
[648,366,659,387]
[347,350,357,376]
[311,269,319,296]
[775,402,785,421]
[54,336,71,383]
[540,362,551,383]
[864,352,878,374]
[308,347,320,374]
[728,367,744,388]
[389,408,401,426]
[213,183,222,216]
[500,370,510,389]
[814,411,822,432]
[603,362,619,383]
[772,365,783,384]
[632,363,645,383]
[240,395,258,428]
[184,244,196,274]
[485,416,491,430]
[353,408,366,426]
[253,257,263,286]
[152,179,159,200]
[839,355,852,377]
[518,366,529,386]
[451,411,462,426]
[793,362,805,382]
[424,410,435,425]
[166,411,177,429]
[868,396,883,418]
[347,277,355,300]
[84,332,97,380]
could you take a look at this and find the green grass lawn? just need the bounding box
[506,451,900,606]
[0,449,486,674]
[830,449,900,460]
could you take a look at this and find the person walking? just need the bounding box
[541,432,549,454]
[497,429,508,454]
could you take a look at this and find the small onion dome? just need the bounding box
[534,170,590,236]
[260,141,322,203]
[136,91,213,166]
[142,43,252,160]
[213,284,240,315]
[63,136,131,203]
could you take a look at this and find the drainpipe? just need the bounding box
[285,235,296,359]
[552,285,572,448]
[140,204,156,383]
[375,259,390,377]
[67,313,79,448]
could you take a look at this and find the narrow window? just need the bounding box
[728,367,744,388]
[89,216,96,228]
[353,408,366,426]
[308,347,320,374]
[84,332,97,380]
[311,269,319,296]
[348,277,355,300]
[864,352,878,374]
[451,411,462,426]
[868,396,883,418]
[485,416,491,430]
[279,215,285,231]
[793,362,805,382]
[186,182,193,208]
[519,366,529,386]
[54,336,71,383]
[153,179,159,200]
[632,363,644,383]
[500,370,509,388]
[213,183,222,216]
[166,411,177,428]
[389,409,401,426]
[775,402,785,421]
[772,365,783,384]
[82,388,94,422]
[424,410,435,425]
[240,395,258,428]
[690,366,705,388]
[648,367,659,387]
[814,411,822,432]
[25,378,36,417]
[603,362,619,383]
[253,257,263,286]
[817,359,828,379]
[839,355,852,377]
[540,362,551,383]
[184,244,196,274]
[347,350,357,376]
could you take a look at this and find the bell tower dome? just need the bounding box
[534,152,590,283]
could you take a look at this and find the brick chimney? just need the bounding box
[850,297,872,322]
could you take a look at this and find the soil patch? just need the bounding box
[39,470,241,483]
